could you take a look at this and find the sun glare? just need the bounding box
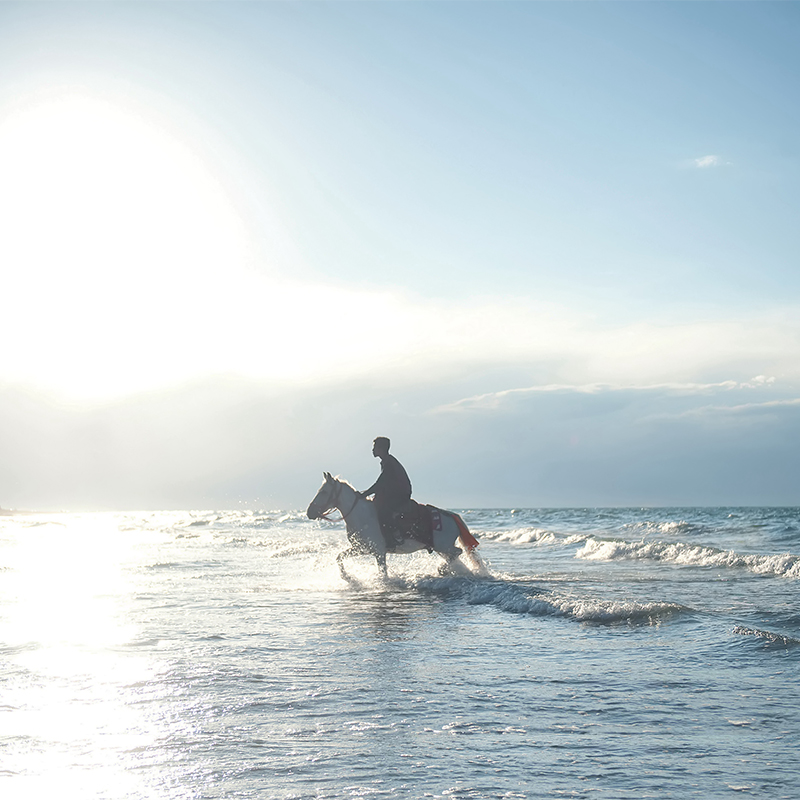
[0,91,461,400]
[0,514,173,798]
[0,91,261,399]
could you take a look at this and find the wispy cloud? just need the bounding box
[692,154,729,168]
[670,396,800,419]
[432,378,775,414]
[694,155,720,168]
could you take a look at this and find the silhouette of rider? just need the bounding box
[360,437,412,548]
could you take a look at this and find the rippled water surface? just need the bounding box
[2,507,799,798]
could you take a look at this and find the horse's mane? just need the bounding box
[332,475,357,491]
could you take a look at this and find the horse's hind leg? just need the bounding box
[437,552,460,576]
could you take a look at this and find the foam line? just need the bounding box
[576,538,800,579]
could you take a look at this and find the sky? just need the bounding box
[1,1,800,510]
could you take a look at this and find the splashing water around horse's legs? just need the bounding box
[307,472,480,580]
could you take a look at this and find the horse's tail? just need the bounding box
[451,513,479,552]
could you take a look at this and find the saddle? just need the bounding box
[387,500,442,551]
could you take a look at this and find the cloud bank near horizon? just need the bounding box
[2,365,799,511]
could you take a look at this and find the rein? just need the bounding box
[320,480,360,522]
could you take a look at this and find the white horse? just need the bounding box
[307,472,480,579]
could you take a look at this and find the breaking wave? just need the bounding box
[477,528,588,546]
[411,576,686,626]
[620,520,697,537]
[576,538,800,579]
[733,626,800,648]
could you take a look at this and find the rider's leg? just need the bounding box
[376,500,401,549]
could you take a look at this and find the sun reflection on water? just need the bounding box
[0,514,172,799]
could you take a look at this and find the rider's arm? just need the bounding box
[361,470,386,497]
[361,460,387,497]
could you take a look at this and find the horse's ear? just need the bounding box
[324,471,332,480]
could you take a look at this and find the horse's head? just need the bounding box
[306,471,337,519]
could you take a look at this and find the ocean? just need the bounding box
[1,506,799,799]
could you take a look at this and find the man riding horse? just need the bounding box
[359,437,411,549]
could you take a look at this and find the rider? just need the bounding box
[360,437,412,548]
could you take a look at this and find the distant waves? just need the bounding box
[474,524,800,579]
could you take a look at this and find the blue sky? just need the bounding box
[1,2,799,509]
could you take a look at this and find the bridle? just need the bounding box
[316,478,360,522]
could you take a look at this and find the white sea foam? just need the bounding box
[477,527,589,547]
[576,538,800,579]
[477,527,560,545]
[448,580,685,625]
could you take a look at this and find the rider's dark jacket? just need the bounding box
[366,454,412,513]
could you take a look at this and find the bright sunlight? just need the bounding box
[0,91,259,398]
[0,90,503,401]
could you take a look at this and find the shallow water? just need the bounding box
[1,507,799,798]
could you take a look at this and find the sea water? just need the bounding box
[1,507,799,799]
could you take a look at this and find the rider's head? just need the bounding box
[372,436,390,457]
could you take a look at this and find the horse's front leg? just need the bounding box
[376,552,388,580]
[337,547,356,579]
